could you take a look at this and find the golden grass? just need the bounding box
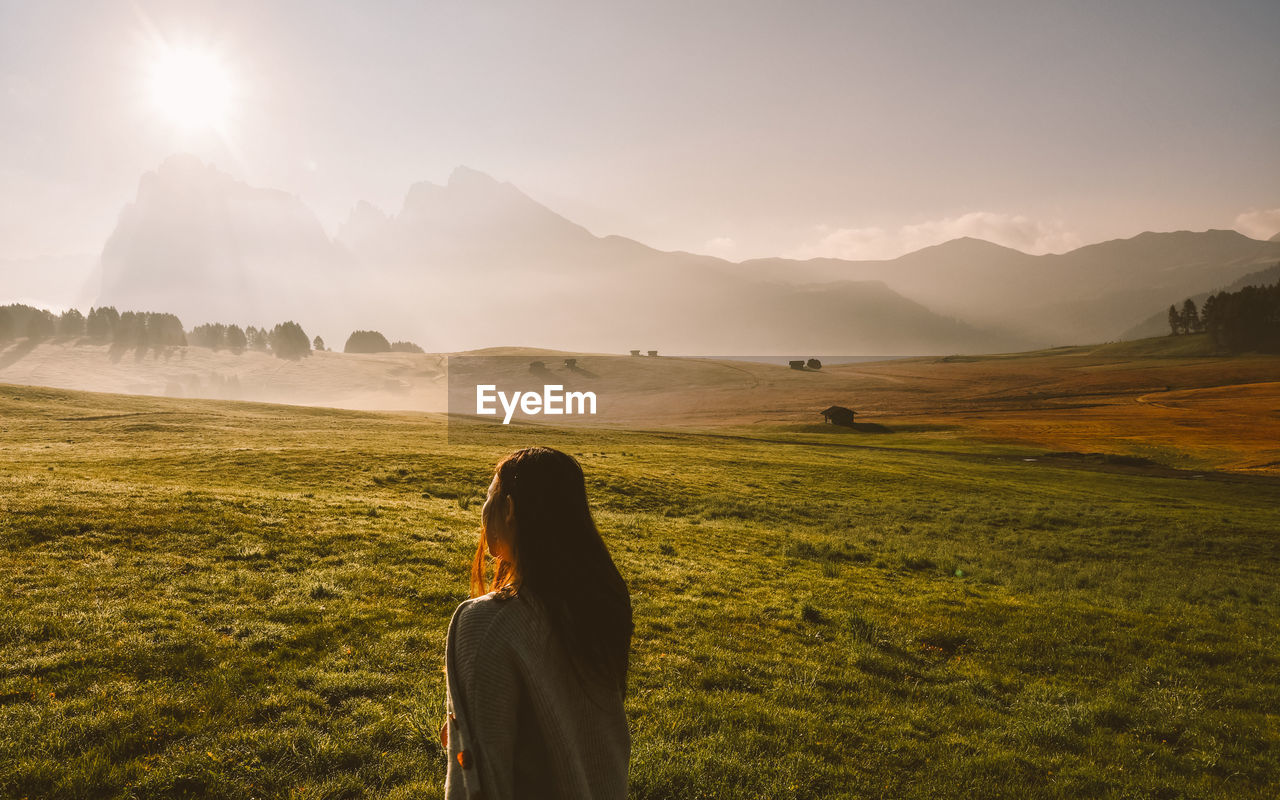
[4,335,1278,472]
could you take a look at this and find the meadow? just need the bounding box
[2,379,1278,799]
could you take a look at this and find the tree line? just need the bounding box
[344,330,425,354]
[1169,278,1280,353]
[1,303,423,358]
[0,305,187,348]
[188,321,312,360]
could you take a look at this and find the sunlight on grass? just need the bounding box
[1,384,1278,798]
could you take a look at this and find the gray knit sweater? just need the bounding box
[444,589,630,799]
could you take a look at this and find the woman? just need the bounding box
[442,447,633,799]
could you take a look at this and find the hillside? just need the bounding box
[95,159,1021,356]
[5,334,1278,472]
[741,230,1280,345]
[0,341,448,411]
[36,155,1279,357]
[3,381,1279,798]
[1121,262,1280,340]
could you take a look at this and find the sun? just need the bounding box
[147,45,234,131]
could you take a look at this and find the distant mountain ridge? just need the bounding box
[1122,261,1280,340]
[740,229,1280,344]
[94,158,1021,354]
[337,166,600,269]
[99,155,358,332]
[92,155,1280,353]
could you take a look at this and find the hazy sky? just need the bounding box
[3,0,1279,263]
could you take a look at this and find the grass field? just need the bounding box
[2,377,1279,799]
[4,334,1278,474]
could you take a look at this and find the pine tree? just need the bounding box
[115,312,144,348]
[1201,294,1220,341]
[269,321,311,360]
[0,304,56,340]
[85,306,119,341]
[1201,279,1280,353]
[344,330,392,353]
[189,323,227,349]
[226,325,247,353]
[245,326,270,352]
[1181,298,1200,334]
[146,313,186,347]
[1168,304,1181,335]
[57,309,86,338]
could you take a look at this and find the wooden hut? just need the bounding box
[789,360,806,370]
[564,358,578,369]
[647,350,658,357]
[630,350,641,357]
[821,405,857,426]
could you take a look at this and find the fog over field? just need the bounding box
[3,0,1280,441]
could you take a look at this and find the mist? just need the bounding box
[6,153,1280,412]
[85,156,1280,353]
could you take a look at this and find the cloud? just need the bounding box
[1234,208,1280,241]
[787,212,1082,261]
[703,236,737,258]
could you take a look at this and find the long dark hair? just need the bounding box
[471,447,633,692]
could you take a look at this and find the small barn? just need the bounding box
[821,405,857,426]
[564,358,578,369]
[647,350,658,357]
[630,350,641,357]
[789,360,806,370]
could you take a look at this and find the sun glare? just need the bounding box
[148,46,233,131]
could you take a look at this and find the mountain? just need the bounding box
[1121,261,1280,340]
[337,166,599,272]
[739,230,1280,344]
[94,158,1020,355]
[91,156,1275,353]
[1271,231,1280,243]
[335,168,1022,353]
[1036,230,1280,342]
[98,155,360,334]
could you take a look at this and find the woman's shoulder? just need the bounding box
[449,587,543,639]
[447,592,549,678]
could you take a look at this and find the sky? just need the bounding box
[2,0,1279,266]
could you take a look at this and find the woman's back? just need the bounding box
[445,588,630,800]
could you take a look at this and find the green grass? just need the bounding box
[1,383,1278,799]
[1088,334,1220,359]
[926,333,1221,361]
